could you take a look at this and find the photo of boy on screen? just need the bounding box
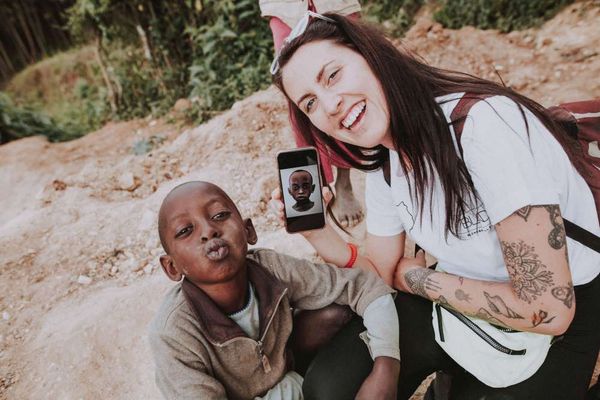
[288,169,315,212]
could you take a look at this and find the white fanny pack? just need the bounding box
[432,302,555,388]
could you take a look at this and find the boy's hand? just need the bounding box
[355,356,400,400]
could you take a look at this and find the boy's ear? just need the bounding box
[244,218,258,245]
[311,184,315,192]
[159,255,183,282]
[288,187,293,196]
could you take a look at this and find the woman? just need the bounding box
[270,12,600,400]
[260,0,365,227]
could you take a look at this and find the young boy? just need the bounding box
[149,181,400,399]
[288,169,316,212]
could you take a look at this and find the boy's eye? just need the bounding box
[175,225,192,238]
[212,211,231,220]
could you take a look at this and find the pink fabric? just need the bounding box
[269,16,291,52]
[269,13,360,183]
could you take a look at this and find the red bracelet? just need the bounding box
[344,243,358,268]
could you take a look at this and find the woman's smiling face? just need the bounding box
[281,39,392,149]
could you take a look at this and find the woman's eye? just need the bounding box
[175,226,192,238]
[328,70,339,84]
[306,98,315,112]
[213,211,231,220]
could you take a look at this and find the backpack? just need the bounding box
[383,95,600,252]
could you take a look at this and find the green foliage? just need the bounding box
[434,0,575,32]
[363,0,424,37]
[64,0,272,124]
[6,0,427,142]
[65,78,109,135]
[187,0,272,121]
[132,135,164,155]
[5,46,109,140]
[0,92,75,143]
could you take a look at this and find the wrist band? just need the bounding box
[344,243,358,269]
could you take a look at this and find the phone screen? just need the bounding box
[277,147,325,233]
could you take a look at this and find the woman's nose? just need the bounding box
[323,92,342,116]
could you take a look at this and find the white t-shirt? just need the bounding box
[366,93,600,285]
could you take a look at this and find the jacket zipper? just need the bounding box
[213,288,288,373]
[255,288,288,373]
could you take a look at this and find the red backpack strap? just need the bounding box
[452,95,600,253]
[449,93,494,155]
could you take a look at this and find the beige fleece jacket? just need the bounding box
[148,248,394,400]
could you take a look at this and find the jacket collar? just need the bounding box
[181,257,287,344]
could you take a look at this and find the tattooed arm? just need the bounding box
[394,205,575,335]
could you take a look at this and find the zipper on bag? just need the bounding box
[440,305,526,356]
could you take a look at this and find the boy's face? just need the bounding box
[158,182,257,287]
[288,170,315,202]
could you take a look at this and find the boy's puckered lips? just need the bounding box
[205,238,230,261]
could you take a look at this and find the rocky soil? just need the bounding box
[1,2,599,399]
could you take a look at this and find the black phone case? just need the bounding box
[277,147,326,233]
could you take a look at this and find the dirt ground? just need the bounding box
[1,3,599,399]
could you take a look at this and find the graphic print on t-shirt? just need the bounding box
[458,202,492,239]
[395,201,416,232]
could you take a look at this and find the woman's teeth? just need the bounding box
[342,101,366,129]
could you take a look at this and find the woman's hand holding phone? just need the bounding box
[269,186,332,235]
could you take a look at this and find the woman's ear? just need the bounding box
[159,255,183,282]
[244,218,258,245]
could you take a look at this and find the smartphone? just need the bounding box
[277,147,326,233]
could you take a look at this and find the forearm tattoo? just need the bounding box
[484,291,524,319]
[501,240,554,303]
[551,282,575,308]
[544,205,566,250]
[404,269,440,299]
[531,310,556,327]
[475,308,508,327]
[455,289,472,302]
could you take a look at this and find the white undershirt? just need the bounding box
[228,283,260,340]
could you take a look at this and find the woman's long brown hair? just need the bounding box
[272,13,570,238]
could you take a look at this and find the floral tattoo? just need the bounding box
[501,240,554,303]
